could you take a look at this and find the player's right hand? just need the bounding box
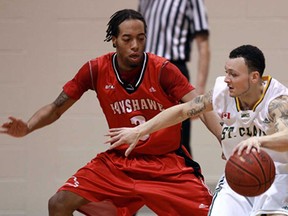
[0,116,29,137]
[233,136,261,156]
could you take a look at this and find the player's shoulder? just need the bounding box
[270,95,288,106]
[146,52,169,67]
[215,76,225,82]
[268,95,288,122]
[90,52,115,62]
[213,76,227,91]
[146,52,167,61]
[266,77,288,103]
[87,52,114,64]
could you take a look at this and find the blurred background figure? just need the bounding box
[138,0,210,154]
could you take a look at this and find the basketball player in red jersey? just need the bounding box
[0,9,220,215]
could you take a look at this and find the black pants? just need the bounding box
[170,60,192,155]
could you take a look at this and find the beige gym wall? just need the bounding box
[0,0,287,215]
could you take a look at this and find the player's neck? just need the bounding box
[238,83,264,110]
[115,57,142,74]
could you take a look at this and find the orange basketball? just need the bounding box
[225,149,275,196]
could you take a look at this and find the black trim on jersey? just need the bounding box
[176,146,204,179]
[112,52,148,94]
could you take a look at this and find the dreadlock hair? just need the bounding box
[104,9,147,42]
[229,45,266,77]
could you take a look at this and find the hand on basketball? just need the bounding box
[0,116,30,137]
[105,127,141,157]
[234,137,261,156]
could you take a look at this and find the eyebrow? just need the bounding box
[225,67,239,73]
[122,33,146,37]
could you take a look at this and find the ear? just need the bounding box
[250,71,260,84]
[112,37,116,48]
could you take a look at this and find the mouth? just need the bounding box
[227,85,234,93]
[129,53,142,64]
[130,53,140,59]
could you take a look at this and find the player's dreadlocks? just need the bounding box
[105,9,147,42]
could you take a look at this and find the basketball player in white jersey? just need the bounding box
[107,45,288,216]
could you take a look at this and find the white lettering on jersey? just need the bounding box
[110,98,165,114]
[64,176,79,188]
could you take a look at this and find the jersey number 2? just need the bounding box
[130,115,150,141]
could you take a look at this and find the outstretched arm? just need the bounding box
[235,95,288,155]
[1,91,76,137]
[195,90,222,142]
[107,90,214,156]
[183,89,222,143]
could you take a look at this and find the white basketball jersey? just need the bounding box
[213,76,288,164]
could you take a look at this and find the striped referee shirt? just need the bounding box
[139,0,209,61]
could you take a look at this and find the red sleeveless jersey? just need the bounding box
[64,52,191,155]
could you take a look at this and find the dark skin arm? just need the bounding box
[0,91,76,137]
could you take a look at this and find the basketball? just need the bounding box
[225,148,275,196]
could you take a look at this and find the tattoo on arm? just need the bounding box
[186,90,213,118]
[186,95,206,117]
[53,91,69,107]
[268,95,288,132]
[205,89,213,104]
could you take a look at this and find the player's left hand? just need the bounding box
[105,127,141,157]
[233,137,261,156]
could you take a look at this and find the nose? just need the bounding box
[224,74,230,83]
[131,39,139,50]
